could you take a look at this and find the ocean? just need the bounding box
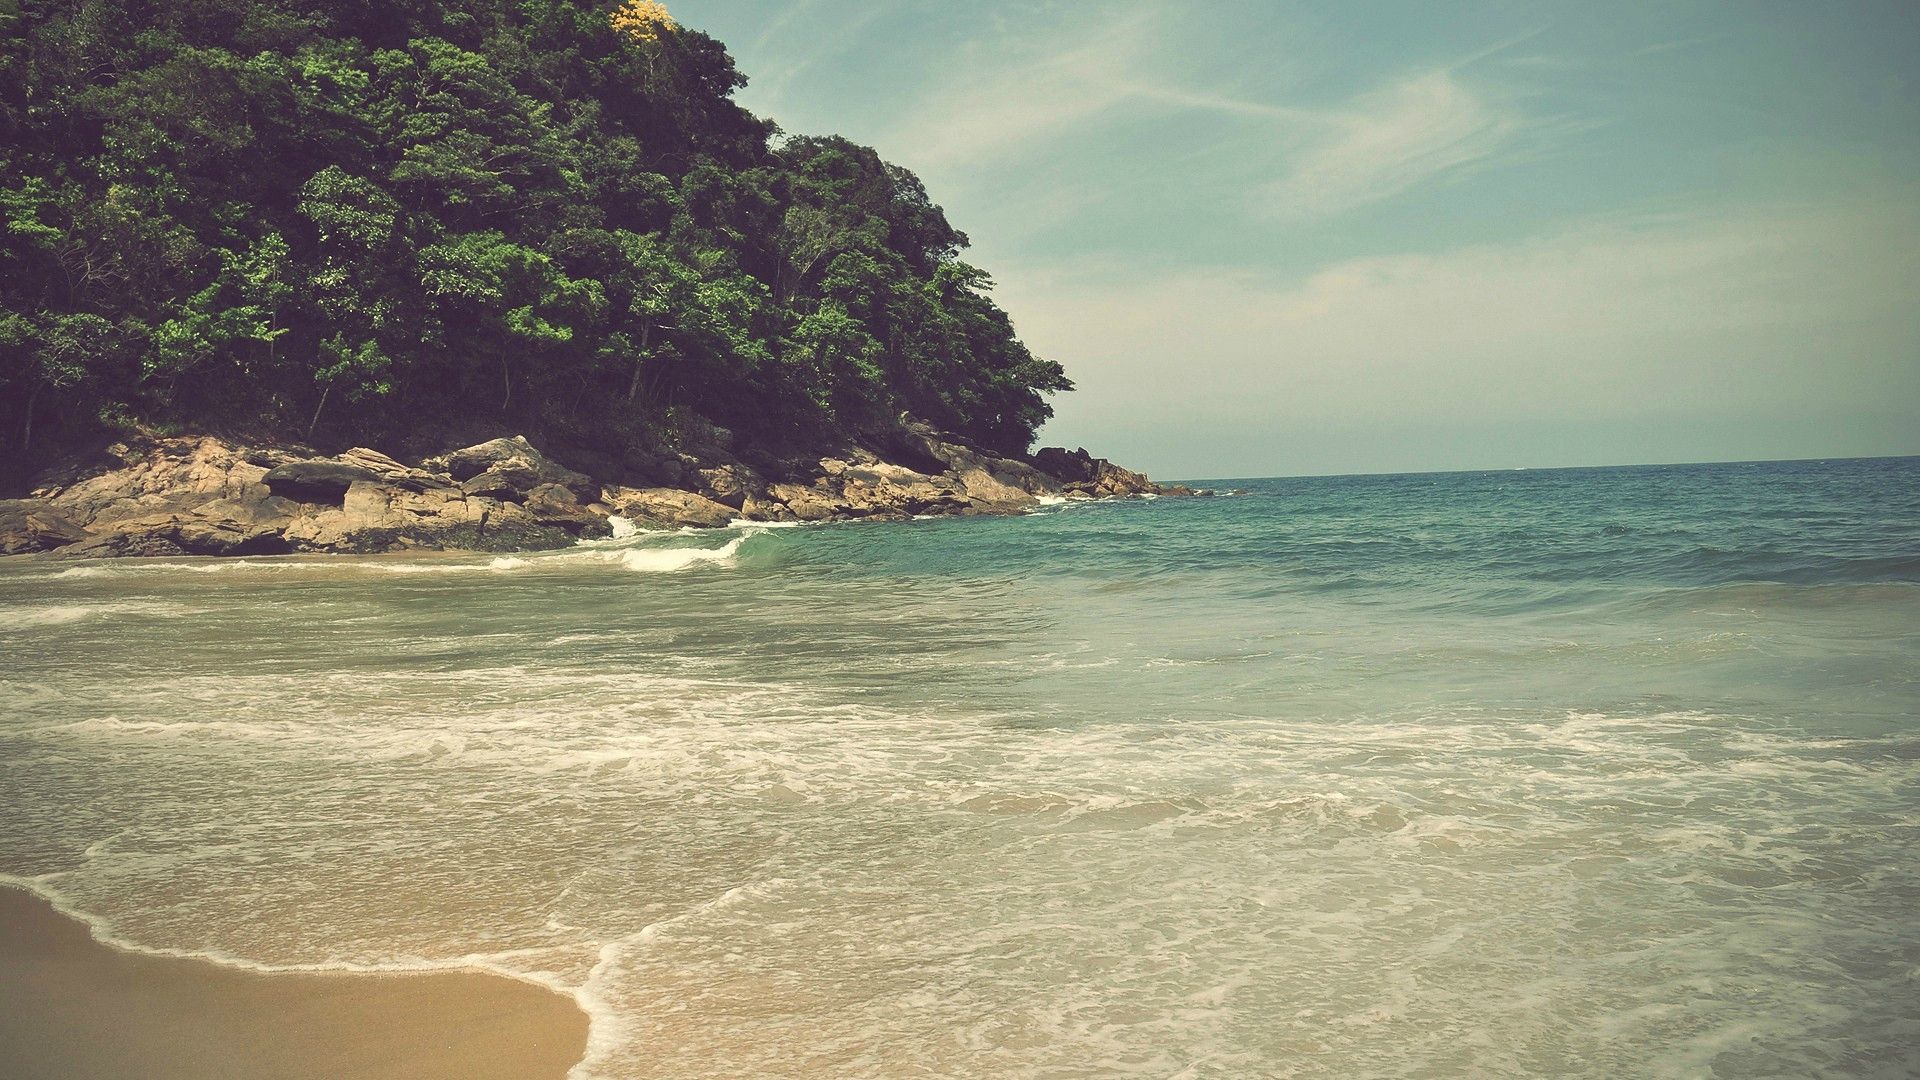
[2,457,1917,1078]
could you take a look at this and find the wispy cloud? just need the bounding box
[884,6,1530,220]
[1258,70,1521,219]
[1632,32,1737,57]
[883,8,1158,170]
[738,1,902,112]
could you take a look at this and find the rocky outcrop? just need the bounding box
[0,501,91,555]
[9,435,605,558]
[602,486,738,530]
[3,419,1187,561]
[427,436,599,503]
[261,460,378,503]
[1031,446,1161,497]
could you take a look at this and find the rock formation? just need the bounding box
[0,420,1201,560]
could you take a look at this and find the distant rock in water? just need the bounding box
[0,420,1190,560]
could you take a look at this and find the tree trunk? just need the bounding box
[625,323,654,402]
[501,355,512,411]
[306,383,332,440]
[22,382,41,452]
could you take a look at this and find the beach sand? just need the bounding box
[0,886,589,1080]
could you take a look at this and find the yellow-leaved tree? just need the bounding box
[609,0,676,44]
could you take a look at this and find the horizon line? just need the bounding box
[1174,451,1920,485]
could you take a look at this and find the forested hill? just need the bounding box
[0,0,1072,484]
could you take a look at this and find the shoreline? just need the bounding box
[0,884,590,1080]
[1,427,1196,562]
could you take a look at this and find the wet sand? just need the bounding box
[0,886,589,1080]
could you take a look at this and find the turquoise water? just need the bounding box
[2,457,1917,1077]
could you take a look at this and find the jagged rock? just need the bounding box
[764,482,841,522]
[38,437,272,524]
[900,422,1060,503]
[458,468,525,499]
[435,437,524,479]
[602,486,738,529]
[739,492,797,522]
[433,436,598,502]
[1032,446,1094,482]
[0,501,90,554]
[54,512,289,558]
[190,493,301,530]
[835,464,970,517]
[55,529,190,559]
[1033,445,1156,497]
[262,460,379,504]
[4,420,1167,562]
[696,464,761,510]
[524,483,613,537]
[385,484,482,525]
[334,447,440,492]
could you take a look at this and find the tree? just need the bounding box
[609,0,675,45]
[0,0,1072,473]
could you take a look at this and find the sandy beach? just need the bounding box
[0,886,588,1080]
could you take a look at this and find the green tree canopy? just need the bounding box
[0,0,1071,471]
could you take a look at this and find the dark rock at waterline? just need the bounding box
[1033,446,1161,497]
[0,500,91,554]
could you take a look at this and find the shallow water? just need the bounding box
[3,457,1917,1078]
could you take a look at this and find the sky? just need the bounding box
[671,0,1920,478]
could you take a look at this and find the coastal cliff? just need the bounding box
[0,421,1201,559]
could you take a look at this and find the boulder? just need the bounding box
[190,493,302,530]
[334,447,440,492]
[386,485,485,526]
[458,468,528,499]
[262,460,379,504]
[1033,445,1156,497]
[764,482,841,522]
[836,464,970,517]
[40,437,273,525]
[896,421,1059,503]
[436,436,528,480]
[56,513,289,558]
[434,436,599,502]
[738,492,798,522]
[696,464,761,510]
[1032,446,1097,483]
[602,486,738,529]
[0,501,90,554]
[523,483,613,537]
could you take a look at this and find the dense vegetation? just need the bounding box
[0,0,1071,478]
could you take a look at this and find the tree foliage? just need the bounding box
[0,0,1070,463]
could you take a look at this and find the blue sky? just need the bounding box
[672,0,1920,477]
